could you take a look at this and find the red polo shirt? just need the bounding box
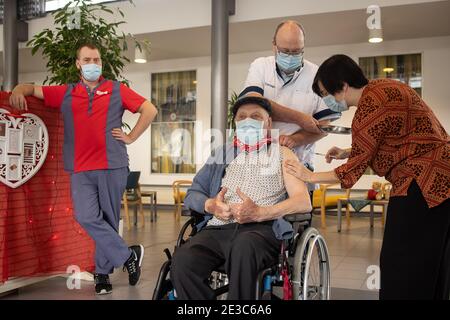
[42,78,146,172]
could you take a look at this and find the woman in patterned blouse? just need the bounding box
[284,54,449,300]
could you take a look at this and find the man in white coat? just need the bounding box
[240,20,340,190]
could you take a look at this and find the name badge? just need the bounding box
[96,90,109,96]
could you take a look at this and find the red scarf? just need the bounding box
[233,136,272,153]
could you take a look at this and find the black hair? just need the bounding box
[232,95,272,119]
[312,54,369,97]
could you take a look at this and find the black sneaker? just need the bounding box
[123,244,144,286]
[94,273,112,295]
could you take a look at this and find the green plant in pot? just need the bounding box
[27,0,150,130]
[227,91,239,141]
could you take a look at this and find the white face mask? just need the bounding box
[235,118,265,146]
[80,63,102,82]
[322,95,348,112]
[276,51,303,74]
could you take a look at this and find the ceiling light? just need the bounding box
[369,28,383,43]
[134,47,147,64]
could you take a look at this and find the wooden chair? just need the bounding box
[380,182,392,225]
[312,184,351,228]
[121,171,144,230]
[172,180,192,221]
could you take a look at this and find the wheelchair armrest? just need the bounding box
[175,210,208,248]
[188,210,208,224]
[284,212,312,223]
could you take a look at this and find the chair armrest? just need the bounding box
[318,184,351,206]
[284,212,312,222]
[319,183,341,191]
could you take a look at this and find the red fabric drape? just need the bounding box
[0,92,94,283]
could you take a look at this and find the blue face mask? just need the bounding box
[81,63,102,82]
[323,95,349,112]
[276,51,303,74]
[235,118,264,146]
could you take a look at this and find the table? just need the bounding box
[141,190,158,222]
[337,198,388,232]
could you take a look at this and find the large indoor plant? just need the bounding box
[27,0,150,85]
[227,91,238,141]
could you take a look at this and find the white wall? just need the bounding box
[18,35,450,203]
[123,56,212,186]
[2,0,440,50]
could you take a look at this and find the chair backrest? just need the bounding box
[172,180,193,203]
[172,180,192,193]
[126,171,141,190]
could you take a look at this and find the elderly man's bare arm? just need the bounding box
[256,147,312,221]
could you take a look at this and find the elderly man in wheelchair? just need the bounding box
[153,96,330,300]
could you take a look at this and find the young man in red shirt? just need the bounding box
[10,43,158,295]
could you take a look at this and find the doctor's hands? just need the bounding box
[298,114,321,134]
[325,146,351,163]
[205,187,233,221]
[279,135,297,149]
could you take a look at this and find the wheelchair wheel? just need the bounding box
[291,227,330,300]
[152,260,172,300]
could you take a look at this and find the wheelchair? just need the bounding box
[152,210,331,300]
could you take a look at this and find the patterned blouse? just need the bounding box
[335,79,449,208]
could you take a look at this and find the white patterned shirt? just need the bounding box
[207,145,287,226]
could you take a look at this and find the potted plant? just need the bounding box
[28,0,150,86]
[227,91,239,141]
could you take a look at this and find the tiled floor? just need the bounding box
[1,208,382,300]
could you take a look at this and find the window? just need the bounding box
[359,53,422,96]
[45,0,122,12]
[150,70,197,174]
[359,53,422,175]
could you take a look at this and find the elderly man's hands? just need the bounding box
[230,188,264,224]
[205,187,233,221]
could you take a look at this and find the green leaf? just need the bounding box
[27,0,151,85]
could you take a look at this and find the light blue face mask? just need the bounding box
[235,118,264,146]
[323,95,349,112]
[81,63,102,82]
[276,51,303,74]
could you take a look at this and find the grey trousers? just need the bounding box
[71,167,131,274]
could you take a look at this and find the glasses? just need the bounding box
[276,46,304,56]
